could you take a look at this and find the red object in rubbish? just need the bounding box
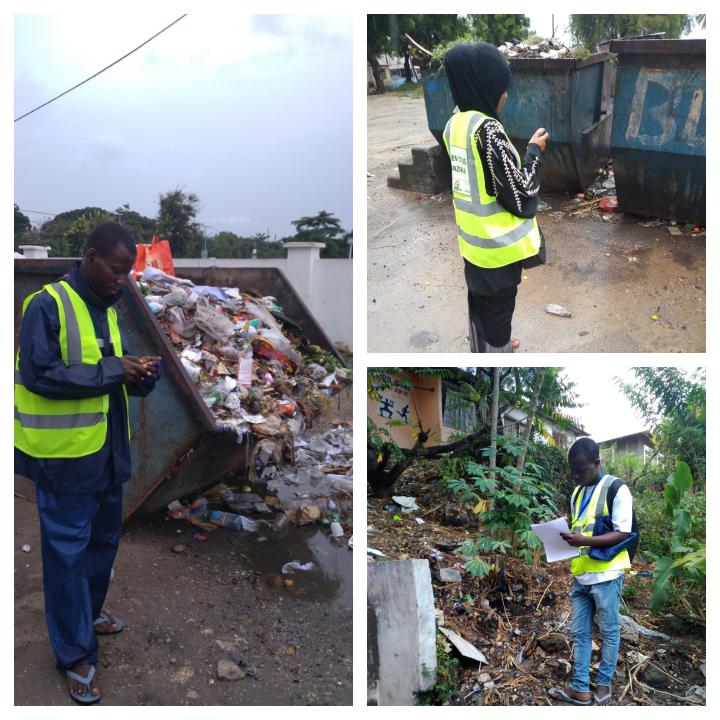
[599,196,618,212]
[134,234,175,276]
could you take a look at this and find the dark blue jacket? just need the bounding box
[15,263,155,494]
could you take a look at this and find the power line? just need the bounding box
[18,208,58,216]
[14,14,187,123]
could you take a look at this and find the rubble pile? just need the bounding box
[497,39,576,60]
[135,267,351,445]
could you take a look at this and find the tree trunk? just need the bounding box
[403,49,413,84]
[367,430,487,498]
[517,368,547,469]
[367,49,386,94]
[489,367,500,483]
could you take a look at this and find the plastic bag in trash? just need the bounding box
[194,296,235,341]
[167,306,196,338]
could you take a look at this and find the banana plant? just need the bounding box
[650,462,705,612]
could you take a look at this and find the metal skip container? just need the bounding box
[422,53,614,192]
[609,39,706,224]
[14,260,342,520]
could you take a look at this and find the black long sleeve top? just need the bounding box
[463,118,543,296]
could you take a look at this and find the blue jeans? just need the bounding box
[570,576,623,692]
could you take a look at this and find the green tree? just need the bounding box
[157,189,203,257]
[286,210,351,258]
[207,231,255,259]
[114,204,157,244]
[569,14,693,50]
[14,205,32,249]
[39,207,115,256]
[368,14,471,92]
[616,368,705,485]
[468,14,531,46]
[255,233,287,258]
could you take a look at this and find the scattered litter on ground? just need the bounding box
[367,468,705,706]
[438,626,488,665]
[599,196,619,212]
[166,420,352,545]
[392,496,420,513]
[281,561,316,574]
[545,304,572,318]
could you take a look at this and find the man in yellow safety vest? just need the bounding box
[15,222,159,704]
[548,437,633,705]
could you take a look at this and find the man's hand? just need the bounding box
[560,532,586,547]
[138,355,161,380]
[529,127,549,151]
[121,356,156,384]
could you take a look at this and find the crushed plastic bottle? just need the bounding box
[198,510,258,532]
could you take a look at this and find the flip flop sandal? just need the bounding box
[547,687,592,706]
[594,690,612,704]
[93,610,124,635]
[66,665,102,705]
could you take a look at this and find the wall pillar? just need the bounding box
[283,242,325,309]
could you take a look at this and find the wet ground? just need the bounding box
[15,476,352,706]
[14,393,353,706]
[367,93,705,353]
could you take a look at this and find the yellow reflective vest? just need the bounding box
[569,474,631,576]
[443,109,541,268]
[14,280,130,459]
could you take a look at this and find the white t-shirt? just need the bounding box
[574,477,633,585]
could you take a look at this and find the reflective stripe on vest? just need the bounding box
[570,475,630,575]
[443,110,541,268]
[14,281,130,459]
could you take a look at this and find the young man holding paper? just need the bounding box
[547,437,634,706]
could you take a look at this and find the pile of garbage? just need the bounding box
[497,39,576,60]
[167,421,353,539]
[135,266,350,446]
[265,422,353,530]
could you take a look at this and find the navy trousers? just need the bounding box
[35,484,123,669]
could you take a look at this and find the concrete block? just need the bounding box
[367,559,437,705]
[439,568,462,583]
[387,140,450,194]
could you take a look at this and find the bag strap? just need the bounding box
[604,476,625,519]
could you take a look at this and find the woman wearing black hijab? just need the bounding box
[443,42,548,352]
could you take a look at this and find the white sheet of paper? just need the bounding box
[531,517,580,562]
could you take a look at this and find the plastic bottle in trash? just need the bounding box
[237,342,254,388]
[202,510,245,531]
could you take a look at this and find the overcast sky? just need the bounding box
[526,12,706,45]
[562,366,648,442]
[14,13,352,239]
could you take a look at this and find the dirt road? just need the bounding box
[15,397,353,706]
[367,93,705,353]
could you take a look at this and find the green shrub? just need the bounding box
[447,438,560,574]
[417,643,460,705]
